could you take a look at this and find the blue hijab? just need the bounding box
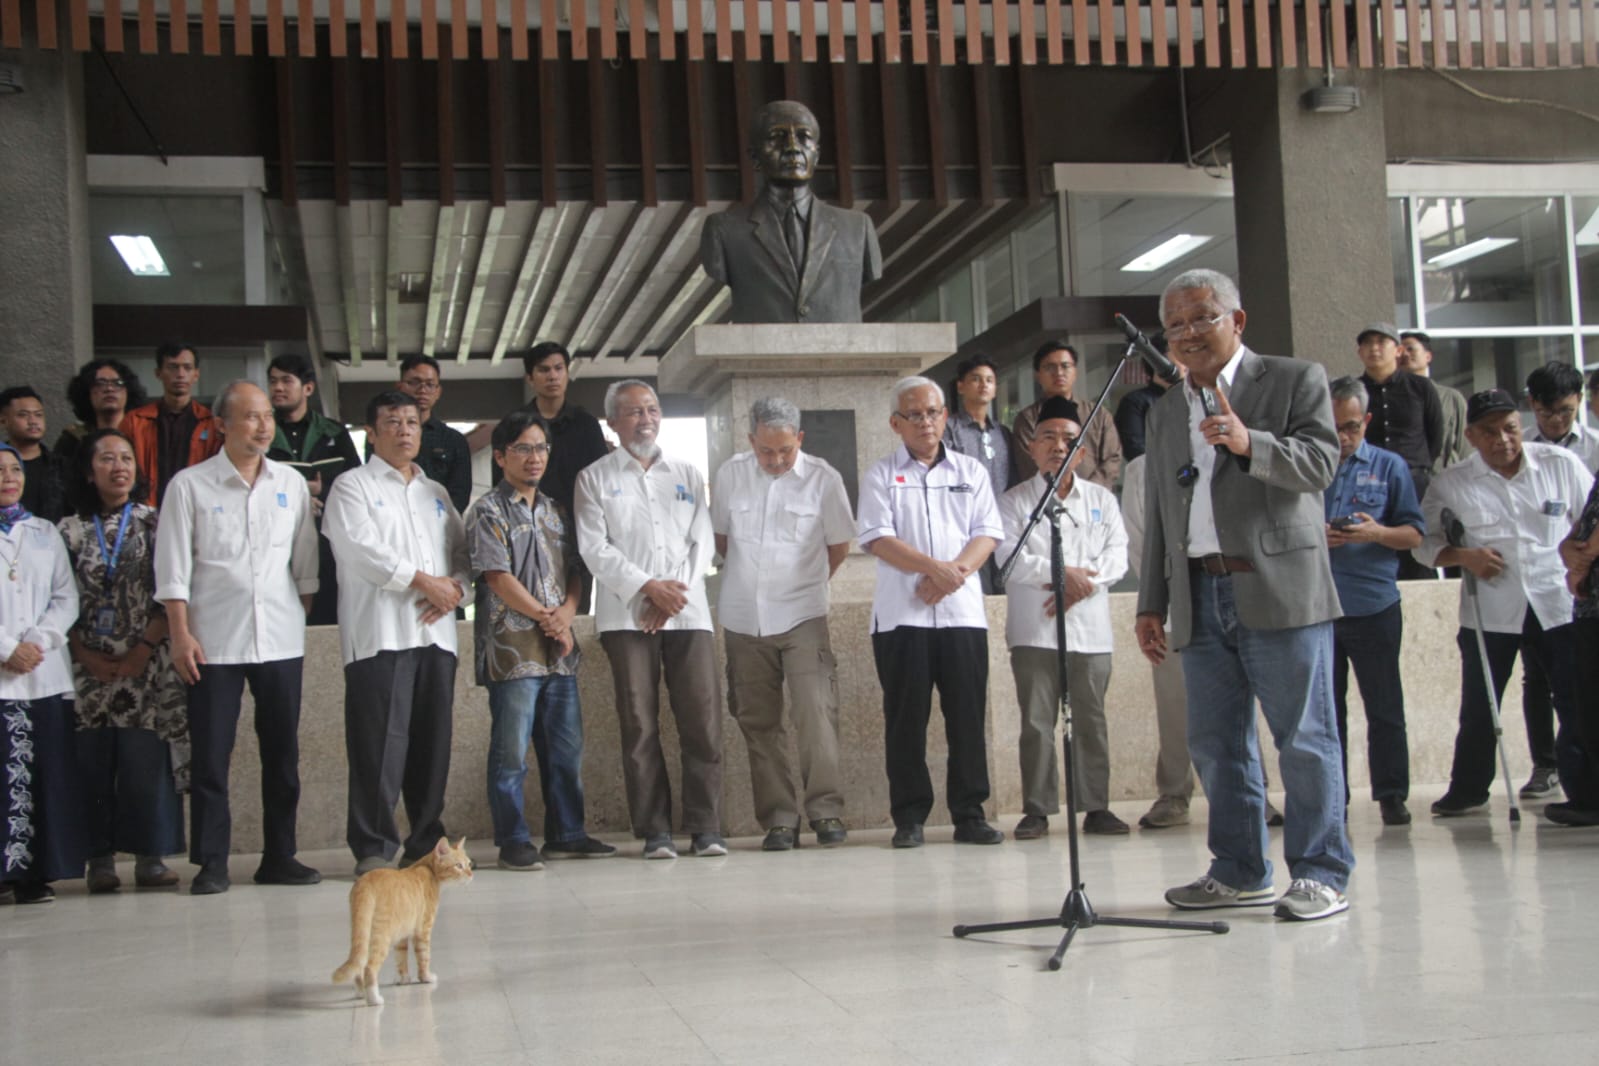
[0,443,30,533]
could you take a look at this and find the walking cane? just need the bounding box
[1441,508,1522,826]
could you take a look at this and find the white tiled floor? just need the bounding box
[5,785,1595,1066]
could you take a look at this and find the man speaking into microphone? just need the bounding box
[1134,269,1355,922]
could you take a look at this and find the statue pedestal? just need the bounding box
[658,322,957,601]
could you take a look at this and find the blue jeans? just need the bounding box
[486,674,587,848]
[1181,574,1355,892]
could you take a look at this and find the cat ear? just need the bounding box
[434,837,450,858]
[454,836,467,852]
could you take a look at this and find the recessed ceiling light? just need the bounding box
[1121,234,1213,273]
[109,235,170,277]
[1425,237,1517,269]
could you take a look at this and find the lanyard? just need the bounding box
[92,502,133,589]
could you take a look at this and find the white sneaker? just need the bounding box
[1273,878,1349,921]
[643,834,678,860]
[1164,875,1276,910]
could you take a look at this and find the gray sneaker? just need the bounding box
[1165,875,1276,910]
[497,842,545,871]
[1139,795,1191,829]
[1520,767,1561,799]
[643,833,678,860]
[353,855,389,877]
[692,832,728,857]
[1273,878,1349,921]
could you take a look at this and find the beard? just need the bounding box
[623,438,661,462]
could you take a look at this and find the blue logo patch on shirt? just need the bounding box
[675,484,692,502]
[1544,499,1568,517]
[277,492,288,508]
[211,506,224,514]
[436,499,447,517]
[1090,508,1102,523]
[609,487,623,498]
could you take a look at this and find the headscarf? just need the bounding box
[0,443,30,533]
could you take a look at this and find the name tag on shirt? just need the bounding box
[1543,499,1567,517]
[675,484,693,502]
[948,484,974,494]
[92,606,117,638]
[277,492,288,508]
[1090,508,1102,523]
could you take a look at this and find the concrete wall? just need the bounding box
[218,579,1492,855]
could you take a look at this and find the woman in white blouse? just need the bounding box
[0,443,85,904]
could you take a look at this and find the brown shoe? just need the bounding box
[1082,810,1131,835]
[1139,795,1191,829]
[87,856,122,895]
[134,857,180,888]
[1013,814,1049,840]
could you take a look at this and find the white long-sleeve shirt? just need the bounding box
[0,517,77,701]
[1416,442,1592,633]
[154,451,319,664]
[575,448,714,634]
[1000,473,1128,653]
[711,450,855,638]
[322,457,469,666]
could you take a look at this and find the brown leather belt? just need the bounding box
[1188,554,1255,576]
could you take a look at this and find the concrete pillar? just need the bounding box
[0,27,93,438]
[1228,69,1390,377]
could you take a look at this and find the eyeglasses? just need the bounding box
[506,443,551,458]
[1163,311,1233,340]
[401,378,442,392]
[894,407,945,426]
[980,429,995,461]
[1335,420,1366,434]
[92,378,127,390]
[1039,362,1076,376]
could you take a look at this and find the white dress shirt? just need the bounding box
[1184,343,1249,557]
[575,448,715,634]
[322,456,469,666]
[1000,473,1128,653]
[154,451,319,664]
[857,445,1005,633]
[0,517,77,701]
[1416,442,1593,633]
[1533,423,1599,474]
[711,450,855,638]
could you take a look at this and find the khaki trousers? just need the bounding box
[724,616,845,830]
[1009,646,1112,815]
[1152,649,1196,800]
[599,629,724,837]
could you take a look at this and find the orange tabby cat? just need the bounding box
[332,836,474,1006]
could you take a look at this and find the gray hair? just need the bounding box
[604,378,657,419]
[890,376,944,415]
[214,379,261,421]
[1160,268,1243,321]
[1329,375,1370,415]
[750,396,802,434]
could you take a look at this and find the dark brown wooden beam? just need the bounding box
[638,54,658,207]
[830,60,854,208]
[879,53,901,213]
[539,58,557,207]
[588,29,607,205]
[1018,63,1041,206]
[733,55,755,203]
[924,62,947,207]
[331,57,350,205]
[383,41,402,207]
[438,28,455,206]
[686,58,707,207]
[94,303,310,349]
[487,59,506,206]
[276,57,297,206]
[973,63,993,208]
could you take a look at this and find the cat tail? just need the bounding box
[332,886,376,984]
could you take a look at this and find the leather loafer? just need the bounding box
[134,859,181,888]
[253,856,322,886]
[1082,810,1131,836]
[1013,814,1049,840]
[891,823,924,849]
[191,863,231,896]
[811,818,848,847]
[952,819,1004,845]
[761,826,797,852]
[1544,802,1599,827]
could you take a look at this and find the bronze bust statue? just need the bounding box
[700,100,884,325]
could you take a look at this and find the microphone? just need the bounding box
[1115,313,1182,386]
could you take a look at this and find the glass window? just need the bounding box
[1390,198,1415,328]
[981,240,1014,328]
[1065,193,1237,298]
[1425,334,1575,397]
[1416,196,1570,328]
[1575,196,1599,327]
[1017,203,1062,305]
[941,270,976,345]
[90,193,247,305]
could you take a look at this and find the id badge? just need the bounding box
[92,606,117,638]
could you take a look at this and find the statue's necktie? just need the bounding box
[784,204,805,271]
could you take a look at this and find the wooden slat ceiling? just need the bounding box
[6,0,1596,69]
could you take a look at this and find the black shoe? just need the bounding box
[1544,802,1599,827]
[1379,797,1412,826]
[1430,792,1488,817]
[191,862,231,895]
[811,818,848,847]
[542,835,618,858]
[14,882,54,904]
[891,823,924,849]
[1265,801,1285,827]
[1082,810,1131,836]
[1013,813,1049,839]
[253,856,322,886]
[761,826,797,852]
[952,819,1004,845]
[0,883,13,905]
[497,841,546,871]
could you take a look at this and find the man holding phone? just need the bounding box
[1323,377,1426,826]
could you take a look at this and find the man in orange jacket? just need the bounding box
[120,342,223,506]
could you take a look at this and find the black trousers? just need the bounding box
[344,646,456,862]
[871,626,991,827]
[1569,620,1599,811]
[1519,634,1559,772]
[1332,602,1410,802]
[187,658,303,866]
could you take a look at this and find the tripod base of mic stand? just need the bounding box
[954,888,1229,971]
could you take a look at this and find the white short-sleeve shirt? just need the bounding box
[1000,474,1129,654]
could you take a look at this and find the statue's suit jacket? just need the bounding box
[701,194,883,324]
[1136,346,1344,650]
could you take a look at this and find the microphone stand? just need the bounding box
[952,338,1229,971]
